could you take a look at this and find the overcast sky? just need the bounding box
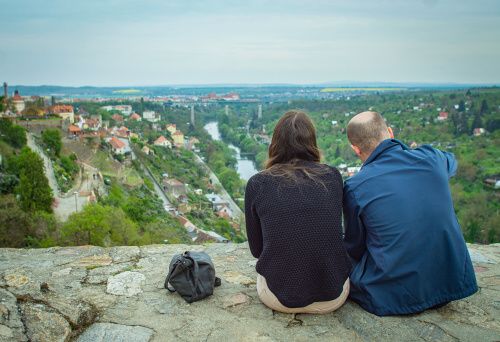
[1,0,499,86]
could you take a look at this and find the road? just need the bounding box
[192,153,244,220]
[27,133,92,221]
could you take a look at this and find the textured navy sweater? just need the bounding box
[245,162,351,308]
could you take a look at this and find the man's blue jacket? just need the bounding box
[343,139,477,316]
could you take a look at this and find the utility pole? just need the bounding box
[74,191,78,212]
[225,105,229,116]
[190,104,195,127]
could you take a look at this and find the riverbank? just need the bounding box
[204,121,258,181]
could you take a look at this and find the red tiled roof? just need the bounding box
[109,137,125,149]
[154,135,169,144]
[173,130,183,136]
[51,105,74,114]
[86,118,99,127]
[439,111,448,118]
[68,125,81,132]
[130,113,141,120]
[164,178,184,186]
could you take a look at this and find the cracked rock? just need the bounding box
[0,289,27,341]
[106,271,146,297]
[20,302,71,342]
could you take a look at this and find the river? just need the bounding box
[204,122,258,181]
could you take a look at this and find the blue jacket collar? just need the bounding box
[363,139,409,167]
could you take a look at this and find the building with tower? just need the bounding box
[12,90,25,113]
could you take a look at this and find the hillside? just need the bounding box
[0,242,498,341]
[215,88,500,243]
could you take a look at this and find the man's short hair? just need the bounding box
[347,111,389,153]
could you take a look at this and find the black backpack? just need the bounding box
[164,251,221,303]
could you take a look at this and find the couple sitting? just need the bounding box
[245,110,477,316]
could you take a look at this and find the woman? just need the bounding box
[245,110,351,314]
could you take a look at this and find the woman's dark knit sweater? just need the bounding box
[245,162,352,308]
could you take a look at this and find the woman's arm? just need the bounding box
[244,176,263,258]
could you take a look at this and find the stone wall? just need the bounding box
[0,243,498,341]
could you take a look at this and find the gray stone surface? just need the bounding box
[76,323,154,342]
[106,271,146,297]
[20,302,72,342]
[0,243,498,341]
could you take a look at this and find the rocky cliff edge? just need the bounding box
[0,243,499,342]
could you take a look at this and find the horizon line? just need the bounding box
[7,81,500,89]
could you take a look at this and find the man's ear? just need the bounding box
[388,126,394,139]
[351,144,362,158]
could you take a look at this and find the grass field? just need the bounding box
[320,87,406,92]
[90,150,122,177]
[112,89,142,94]
[122,168,143,187]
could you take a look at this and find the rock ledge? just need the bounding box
[0,243,498,341]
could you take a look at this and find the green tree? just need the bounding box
[15,147,53,212]
[0,195,32,247]
[59,155,79,174]
[41,129,62,157]
[451,112,469,136]
[0,119,26,148]
[0,174,18,194]
[479,99,489,115]
[458,100,465,112]
[62,204,140,246]
[471,114,483,131]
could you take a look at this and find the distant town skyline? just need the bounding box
[1,0,499,86]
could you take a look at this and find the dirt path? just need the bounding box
[27,133,90,221]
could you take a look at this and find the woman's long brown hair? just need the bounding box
[264,110,327,182]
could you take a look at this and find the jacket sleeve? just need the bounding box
[438,150,458,178]
[343,187,366,262]
[420,145,458,178]
[245,177,263,258]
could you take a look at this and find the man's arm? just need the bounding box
[419,145,458,178]
[343,188,366,262]
[245,177,263,258]
[438,149,458,178]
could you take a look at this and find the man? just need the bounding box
[343,111,477,316]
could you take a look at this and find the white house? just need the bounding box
[101,105,132,116]
[108,137,126,155]
[154,135,172,148]
[143,111,160,122]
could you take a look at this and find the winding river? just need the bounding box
[204,122,258,181]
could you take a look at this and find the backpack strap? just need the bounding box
[164,259,183,292]
[183,251,200,295]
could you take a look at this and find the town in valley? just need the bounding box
[0,83,499,247]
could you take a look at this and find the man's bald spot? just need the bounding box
[347,111,390,153]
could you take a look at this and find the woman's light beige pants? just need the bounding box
[256,275,350,314]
